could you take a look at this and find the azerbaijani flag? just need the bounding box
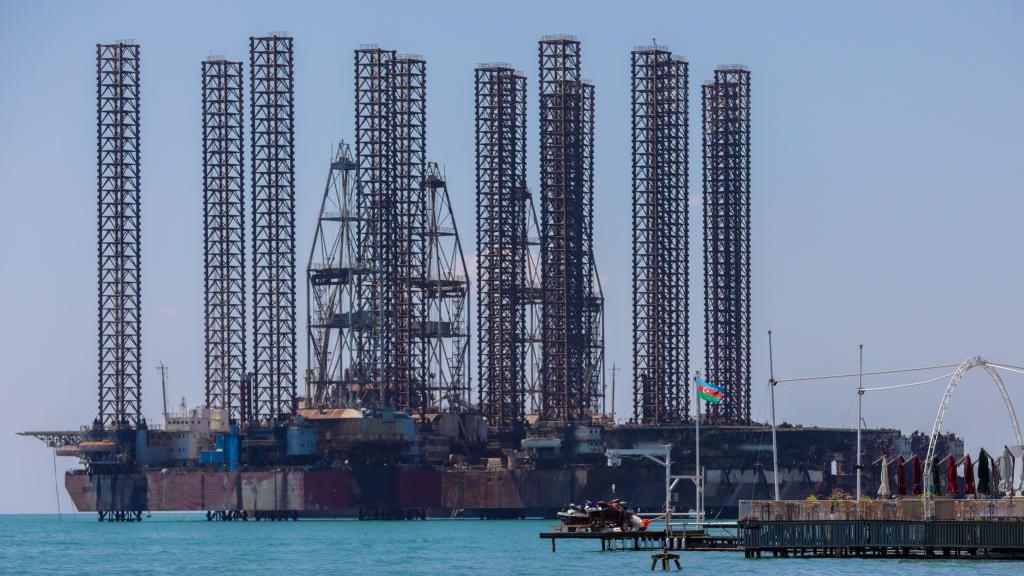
[696,376,725,404]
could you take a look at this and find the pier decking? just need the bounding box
[540,523,741,552]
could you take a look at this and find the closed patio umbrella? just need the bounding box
[978,450,991,495]
[963,453,975,495]
[912,456,923,495]
[896,455,907,496]
[945,455,957,496]
[878,456,891,498]
[999,446,1015,494]
[931,456,941,495]
[993,455,1002,494]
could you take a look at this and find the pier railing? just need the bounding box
[741,498,1024,522]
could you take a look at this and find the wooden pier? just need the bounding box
[740,498,1024,559]
[742,519,1024,558]
[540,524,741,553]
[541,501,1024,561]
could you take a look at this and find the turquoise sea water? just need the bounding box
[0,514,1017,575]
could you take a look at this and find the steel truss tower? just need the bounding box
[202,58,246,421]
[97,42,142,427]
[306,143,362,408]
[475,64,529,429]
[250,34,297,422]
[631,47,689,425]
[353,46,397,408]
[702,67,751,424]
[538,36,602,424]
[581,81,605,416]
[524,194,544,415]
[351,47,470,415]
[421,165,472,412]
[392,55,428,414]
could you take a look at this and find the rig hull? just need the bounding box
[67,465,829,518]
[63,425,963,518]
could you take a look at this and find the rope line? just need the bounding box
[991,364,1024,376]
[861,372,955,392]
[775,363,961,384]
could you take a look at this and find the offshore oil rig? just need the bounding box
[23,35,960,521]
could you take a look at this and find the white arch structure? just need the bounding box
[922,356,1024,492]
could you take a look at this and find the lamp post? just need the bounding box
[606,445,702,538]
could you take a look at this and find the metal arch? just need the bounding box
[923,356,1024,489]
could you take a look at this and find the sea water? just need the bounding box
[0,514,1015,575]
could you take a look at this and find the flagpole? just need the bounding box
[857,344,864,502]
[769,330,780,501]
[695,370,701,527]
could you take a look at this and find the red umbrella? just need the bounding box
[896,455,907,496]
[912,456,923,495]
[946,455,957,495]
[963,454,976,495]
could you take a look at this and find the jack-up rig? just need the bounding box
[20,36,961,521]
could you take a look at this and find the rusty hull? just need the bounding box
[65,464,837,517]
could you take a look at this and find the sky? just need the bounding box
[0,0,1022,513]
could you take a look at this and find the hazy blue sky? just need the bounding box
[1,0,1021,513]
